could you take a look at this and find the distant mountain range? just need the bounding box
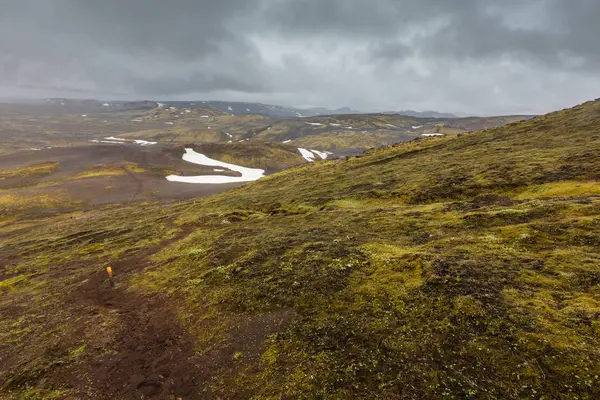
[43,98,463,119]
[381,110,460,118]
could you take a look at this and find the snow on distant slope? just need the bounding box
[305,122,324,126]
[134,140,157,146]
[298,148,316,162]
[412,125,424,129]
[298,148,331,161]
[90,140,123,144]
[102,137,156,146]
[310,150,329,160]
[166,148,265,184]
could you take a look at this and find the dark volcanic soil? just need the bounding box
[0,144,244,206]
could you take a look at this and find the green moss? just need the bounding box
[2,100,600,398]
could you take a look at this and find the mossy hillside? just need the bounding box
[137,99,600,398]
[282,130,417,152]
[202,100,600,210]
[135,196,600,398]
[117,127,228,144]
[1,99,599,399]
[188,142,307,170]
[0,162,59,181]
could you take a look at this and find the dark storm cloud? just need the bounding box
[1,0,599,115]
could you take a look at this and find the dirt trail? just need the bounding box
[2,221,293,399]
[61,226,211,399]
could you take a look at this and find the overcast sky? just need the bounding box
[1,0,599,115]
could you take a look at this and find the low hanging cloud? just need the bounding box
[1,0,599,115]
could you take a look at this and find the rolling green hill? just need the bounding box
[1,100,599,399]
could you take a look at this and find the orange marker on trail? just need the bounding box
[106,266,114,287]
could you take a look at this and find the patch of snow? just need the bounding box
[267,127,271,130]
[30,148,42,151]
[132,119,143,122]
[208,126,211,129]
[298,148,316,162]
[246,108,251,112]
[157,102,165,107]
[385,124,397,128]
[213,169,225,172]
[282,140,292,143]
[228,140,233,143]
[330,123,341,127]
[422,133,444,137]
[346,126,353,129]
[228,106,233,111]
[102,103,110,107]
[165,122,174,125]
[296,112,303,117]
[91,139,122,144]
[166,148,265,184]
[201,115,210,118]
[412,125,423,129]
[134,140,157,146]
[225,132,232,138]
[310,150,329,160]
[305,122,324,126]
[81,115,87,117]
[185,109,191,113]
[105,137,127,141]
[170,107,176,110]
[60,102,65,105]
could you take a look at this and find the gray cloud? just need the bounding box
[0,0,599,115]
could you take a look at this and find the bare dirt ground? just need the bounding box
[0,144,244,206]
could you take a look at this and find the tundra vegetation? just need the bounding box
[0,100,598,399]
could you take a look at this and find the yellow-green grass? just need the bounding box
[0,162,59,181]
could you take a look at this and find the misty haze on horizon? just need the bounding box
[1,0,599,116]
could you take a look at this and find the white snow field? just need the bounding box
[422,133,445,137]
[298,148,316,161]
[166,148,265,184]
[297,148,329,162]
